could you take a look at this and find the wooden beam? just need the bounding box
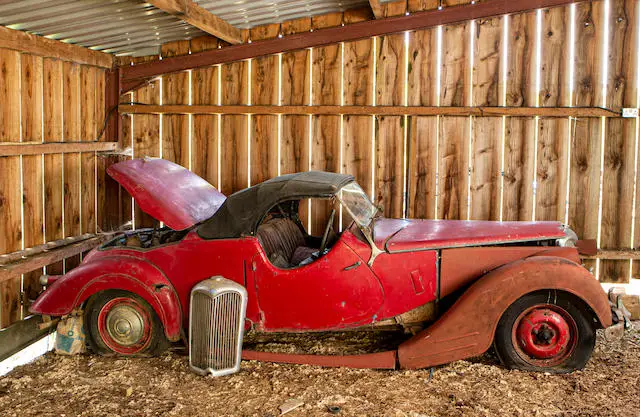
[0,316,54,362]
[0,25,113,69]
[119,104,621,118]
[147,0,243,44]
[0,234,115,284]
[0,141,118,157]
[120,0,587,90]
[582,250,640,260]
[369,0,384,18]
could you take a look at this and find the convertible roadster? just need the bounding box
[31,158,617,375]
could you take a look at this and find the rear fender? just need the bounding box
[398,256,612,370]
[29,256,182,341]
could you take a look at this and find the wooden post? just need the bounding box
[97,68,125,232]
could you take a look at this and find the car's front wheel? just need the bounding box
[84,290,169,356]
[493,290,596,373]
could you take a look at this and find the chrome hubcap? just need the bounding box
[105,305,145,346]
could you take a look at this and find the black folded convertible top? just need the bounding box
[197,171,354,239]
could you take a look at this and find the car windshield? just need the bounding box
[337,182,378,228]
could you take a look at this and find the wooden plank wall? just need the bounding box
[120,0,639,283]
[0,48,108,328]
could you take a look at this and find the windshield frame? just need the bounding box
[335,182,378,229]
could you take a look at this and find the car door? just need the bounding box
[252,236,384,331]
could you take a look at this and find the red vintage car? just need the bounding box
[31,158,617,375]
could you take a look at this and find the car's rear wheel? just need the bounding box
[85,290,169,356]
[493,291,595,373]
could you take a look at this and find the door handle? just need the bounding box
[343,261,361,271]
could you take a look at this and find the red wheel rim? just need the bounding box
[97,297,152,355]
[511,304,577,367]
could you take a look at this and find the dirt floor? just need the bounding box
[1,327,640,417]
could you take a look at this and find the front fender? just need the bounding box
[398,256,612,370]
[30,255,182,341]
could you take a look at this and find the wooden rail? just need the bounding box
[582,250,640,260]
[0,233,116,284]
[0,141,119,157]
[119,105,622,118]
[0,316,54,363]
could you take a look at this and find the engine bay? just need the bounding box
[104,227,189,249]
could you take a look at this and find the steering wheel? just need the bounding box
[319,209,336,254]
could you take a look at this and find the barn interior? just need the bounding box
[1,0,640,415]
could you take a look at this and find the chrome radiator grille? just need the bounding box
[189,277,248,376]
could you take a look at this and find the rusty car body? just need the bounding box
[31,158,615,374]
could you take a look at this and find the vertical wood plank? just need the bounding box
[407,28,439,107]
[439,21,471,220]
[132,56,161,228]
[441,22,471,107]
[342,7,375,231]
[503,11,537,221]
[503,117,536,221]
[535,5,571,222]
[603,119,636,281]
[43,58,64,275]
[570,1,605,275]
[408,116,438,219]
[473,17,502,107]
[280,43,310,176]
[376,33,405,218]
[97,67,130,232]
[282,17,312,36]
[161,41,190,168]
[190,37,220,188]
[535,118,570,222]
[573,2,601,107]
[280,18,313,174]
[407,27,439,219]
[0,49,22,327]
[95,68,119,232]
[343,7,374,24]
[21,54,45,307]
[539,6,570,107]
[280,19,312,226]
[504,12,538,107]
[80,65,97,237]
[120,94,133,228]
[408,0,439,12]
[469,117,502,220]
[375,115,404,218]
[220,60,248,195]
[438,117,470,220]
[63,61,81,271]
[568,119,602,249]
[251,24,280,185]
[602,0,638,282]
[378,0,407,18]
[470,17,502,220]
[310,12,343,234]
[343,38,374,216]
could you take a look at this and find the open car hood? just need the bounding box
[107,158,226,230]
[373,218,567,252]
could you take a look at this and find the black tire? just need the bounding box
[84,290,169,356]
[493,290,596,373]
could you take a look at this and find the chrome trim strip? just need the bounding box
[384,235,566,254]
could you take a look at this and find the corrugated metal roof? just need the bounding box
[0,0,368,56]
[196,0,368,28]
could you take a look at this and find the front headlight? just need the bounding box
[556,226,578,247]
